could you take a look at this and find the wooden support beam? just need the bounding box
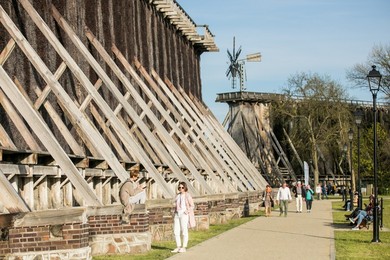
[0,39,15,65]
[0,65,102,205]
[50,7,206,195]
[12,77,86,157]
[0,89,41,151]
[33,174,47,188]
[105,42,213,194]
[163,77,263,190]
[2,2,129,187]
[135,62,237,192]
[41,4,174,197]
[177,85,267,189]
[0,168,30,213]
[0,123,16,149]
[89,103,131,161]
[34,62,67,110]
[151,69,253,191]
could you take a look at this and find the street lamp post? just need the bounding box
[354,109,363,209]
[367,65,381,243]
[343,143,348,203]
[348,128,354,211]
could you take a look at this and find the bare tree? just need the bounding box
[274,72,351,188]
[346,44,390,100]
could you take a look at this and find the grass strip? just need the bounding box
[333,196,390,259]
[93,210,263,260]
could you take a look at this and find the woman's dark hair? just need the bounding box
[178,181,188,192]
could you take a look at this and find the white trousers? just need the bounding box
[128,190,146,204]
[174,212,189,248]
[296,195,303,212]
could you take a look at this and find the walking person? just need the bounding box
[171,182,195,253]
[305,185,314,212]
[316,183,322,200]
[276,182,292,217]
[263,184,274,217]
[321,184,328,199]
[292,181,304,213]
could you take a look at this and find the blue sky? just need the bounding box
[178,0,390,122]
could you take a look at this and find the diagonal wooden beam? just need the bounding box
[0,38,16,65]
[163,77,264,189]
[14,1,174,197]
[138,64,240,192]
[107,44,213,194]
[151,69,260,191]
[0,4,129,185]
[0,123,17,149]
[0,88,42,151]
[182,87,267,188]
[12,77,86,157]
[0,168,30,213]
[89,103,131,161]
[34,62,67,110]
[49,10,210,195]
[0,66,102,206]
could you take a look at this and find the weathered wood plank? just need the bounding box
[136,62,236,192]
[13,207,87,227]
[0,89,41,151]
[2,2,129,185]
[151,68,252,191]
[33,86,85,156]
[35,3,175,197]
[188,92,268,188]
[0,39,15,65]
[34,62,67,110]
[0,168,30,213]
[0,65,102,206]
[89,103,131,161]
[106,41,213,194]
[0,123,17,149]
[163,77,262,190]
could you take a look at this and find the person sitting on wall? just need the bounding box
[119,169,147,214]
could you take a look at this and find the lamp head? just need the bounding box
[367,65,382,95]
[343,143,348,153]
[354,109,363,125]
[348,128,354,141]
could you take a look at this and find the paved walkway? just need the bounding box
[169,199,335,260]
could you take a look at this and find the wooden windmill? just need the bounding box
[226,37,261,92]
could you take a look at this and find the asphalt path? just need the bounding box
[168,199,335,260]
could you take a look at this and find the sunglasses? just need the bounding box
[178,186,185,190]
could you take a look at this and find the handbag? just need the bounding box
[271,199,274,208]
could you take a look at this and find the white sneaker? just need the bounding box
[171,248,180,253]
[178,247,186,253]
[352,227,359,231]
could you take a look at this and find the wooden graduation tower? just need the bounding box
[216,91,297,187]
[0,0,267,258]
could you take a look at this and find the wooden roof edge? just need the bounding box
[149,0,218,52]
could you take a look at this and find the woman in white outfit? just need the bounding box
[171,182,195,253]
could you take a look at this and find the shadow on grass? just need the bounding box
[151,245,172,250]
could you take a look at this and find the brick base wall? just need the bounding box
[0,191,263,258]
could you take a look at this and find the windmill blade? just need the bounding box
[232,36,236,59]
[234,46,242,62]
[227,49,234,63]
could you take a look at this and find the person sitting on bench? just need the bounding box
[349,196,374,230]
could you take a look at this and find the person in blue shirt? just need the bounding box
[305,185,314,212]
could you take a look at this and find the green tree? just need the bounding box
[356,123,390,194]
[274,72,351,188]
[346,43,390,100]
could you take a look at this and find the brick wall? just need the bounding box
[89,213,149,236]
[0,192,264,258]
